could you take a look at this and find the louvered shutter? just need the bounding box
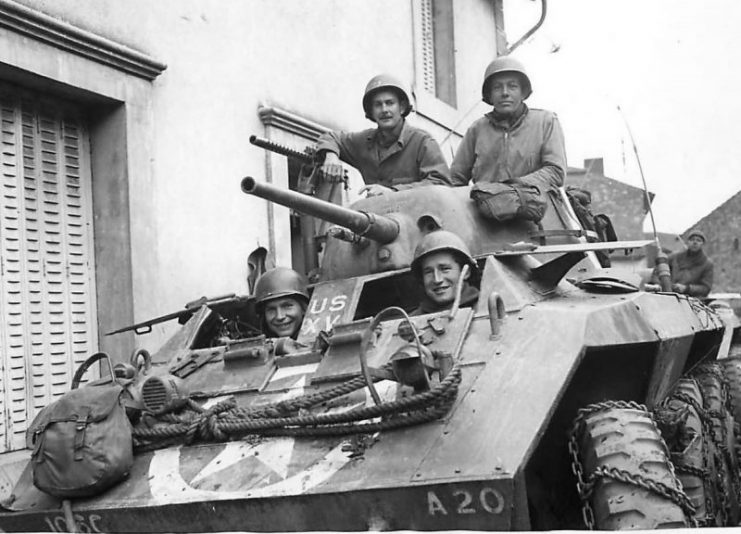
[420,0,437,95]
[0,84,97,451]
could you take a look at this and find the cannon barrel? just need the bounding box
[241,177,399,244]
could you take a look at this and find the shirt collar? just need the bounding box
[367,119,408,147]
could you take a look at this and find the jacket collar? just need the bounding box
[417,284,479,315]
[486,103,529,131]
[366,119,409,148]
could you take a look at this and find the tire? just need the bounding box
[694,363,741,525]
[666,378,720,526]
[661,378,718,526]
[720,357,741,423]
[576,404,689,529]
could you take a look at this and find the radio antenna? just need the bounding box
[617,105,671,290]
[616,105,659,246]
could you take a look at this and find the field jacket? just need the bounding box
[450,105,566,192]
[316,121,451,190]
[667,249,714,297]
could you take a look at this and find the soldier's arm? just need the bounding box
[450,127,477,186]
[687,262,714,298]
[315,130,361,168]
[512,113,566,191]
[392,137,452,190]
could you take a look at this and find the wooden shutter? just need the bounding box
[420,0,437,95]
[0,84,97,451]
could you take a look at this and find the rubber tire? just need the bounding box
[665,379,715,525]
[720,357,741,423]
[695,364,741,525]
[578,406,688,529]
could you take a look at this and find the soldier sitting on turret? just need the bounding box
[253,267,309,339]
[450,56,566,193]
[316,74,452,197]
[409,230,479,316]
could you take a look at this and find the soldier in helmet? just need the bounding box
[253,267,309,339]
[450,56,566,192]
[316,73,451,196]
[409,230,479,315]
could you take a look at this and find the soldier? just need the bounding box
[450,56,566,192]
[409,230,479,315]
[666,229,714,297]
[316,74,452,196]
[253,267,309,339]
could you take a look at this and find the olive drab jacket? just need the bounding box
[409,285,480,316]
[315,121,452,190]
[450,105,566,192]
[666,249,714,298]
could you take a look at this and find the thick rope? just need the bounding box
[132,362,461,451]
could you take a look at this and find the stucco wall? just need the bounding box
[7,0,501,351]
[683,191,741,293]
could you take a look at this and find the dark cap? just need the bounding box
[686,228,706,242]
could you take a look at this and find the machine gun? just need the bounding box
[106,293,249,336]
[249,135,350,272]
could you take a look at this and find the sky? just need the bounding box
[502,0,741,234]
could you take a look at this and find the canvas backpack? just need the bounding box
[27,352,133,498]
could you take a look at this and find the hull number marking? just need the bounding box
[44,513,102,533]
[427,487,504,516]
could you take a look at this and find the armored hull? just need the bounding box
[1,184,740,531]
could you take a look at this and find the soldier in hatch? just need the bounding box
[665,229,714,297]
[450,56,566,192]
[409,230,479,315]
[254,267,309,339]
[316,74,452,196]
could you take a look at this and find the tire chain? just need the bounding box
[568,400,695,529]
[692,364,741,525]
[668,379,724,526]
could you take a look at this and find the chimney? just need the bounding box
[584,158,604,176]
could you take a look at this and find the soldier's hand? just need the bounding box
[359,184,393,197]
[672,283,687,294]
[643,283,661,292]
[320,153,344,183]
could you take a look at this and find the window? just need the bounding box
[420,0,457,108]
[0,83,97,450]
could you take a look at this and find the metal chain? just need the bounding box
[568,400,653,530]
[584,466,696,518]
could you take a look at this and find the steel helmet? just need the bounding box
[411,230,477,277]
[254,267,309,310]
[481,56,532,104]
[362,74,413,120]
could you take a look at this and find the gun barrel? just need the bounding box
[241,177,399,244]
[249,135,313,163]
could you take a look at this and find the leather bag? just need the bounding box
[27,352,133,498]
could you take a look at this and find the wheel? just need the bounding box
[573,403,689,529]
[720,357,741,422]
[659,378,718,526]
[694,363,741,525]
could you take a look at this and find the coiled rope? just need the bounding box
[132,355,461,452]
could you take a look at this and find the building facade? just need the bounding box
[682,190,741,293]
[0,0,511,451]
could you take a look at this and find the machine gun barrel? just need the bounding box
[241,176,399,244]
[249,135,313,164]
